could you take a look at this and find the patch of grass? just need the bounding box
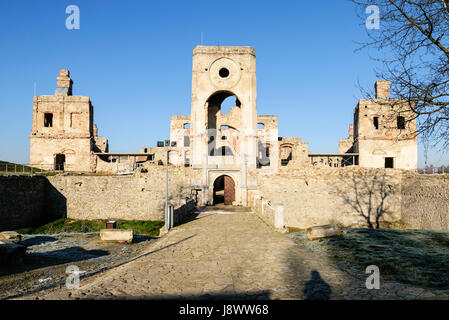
[288,228,449,290]
[117,220,165,236]
[16,218,164,236]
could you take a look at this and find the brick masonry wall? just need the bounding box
[401,173,449,230]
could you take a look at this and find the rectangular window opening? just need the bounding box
[373,117,379,130]
[397,116,405,129]
[385,157,394,168]
[44,113,53,127]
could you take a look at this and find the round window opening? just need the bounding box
[219,68,230,78]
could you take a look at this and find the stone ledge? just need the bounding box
[100,229,133,243]
[307,224,341,240]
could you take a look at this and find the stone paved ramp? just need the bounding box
[23,209,448,300]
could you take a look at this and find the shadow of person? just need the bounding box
[303,270,332,300]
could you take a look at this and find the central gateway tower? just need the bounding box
[190,46,258,206]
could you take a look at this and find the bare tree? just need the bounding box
[352,0,449,148]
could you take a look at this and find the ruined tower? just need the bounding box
[188,46,259,205]
[190,46,258,167]
[30,70,108,171]
[351,80,418,169]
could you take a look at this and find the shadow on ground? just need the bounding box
[303,271,332,300]
[21,236,57,246]
[132,235,157,244]
[86,291,272,300]
[280,243,335,300]
[0,246,109,276]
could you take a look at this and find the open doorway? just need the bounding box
[213,175,236,205]
[55,154,65,171]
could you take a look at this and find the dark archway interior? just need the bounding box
[213,175,225,205]
[213,175,236,205]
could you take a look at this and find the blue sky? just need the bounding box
[0,0,447,167]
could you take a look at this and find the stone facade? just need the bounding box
[254,167,403,229]
[46,166,201,221]
[252,167,448,231]
[30,49,418,177]
[0,167,201,230]
[1,171,447,231]
[25,47,426,231]
[30,70,109,172]
[152,48,418,206]
[340,80,418,170]
[401,173,449,230]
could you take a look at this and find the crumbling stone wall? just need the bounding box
[278,137,310,169]
[46,166,202,221]
[401,173,449,230]
[0,167,202,230]
[254,167,403,229]
[255,168,448,231]
[2,168,447,231]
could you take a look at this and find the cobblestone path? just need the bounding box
[23,209,449,300]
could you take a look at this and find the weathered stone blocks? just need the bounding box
[100,229,133,243]
[307,224,341,240]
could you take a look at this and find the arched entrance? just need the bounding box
[213,175,236,205]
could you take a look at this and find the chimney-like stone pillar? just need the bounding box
[55,69,73,96]
[375,80,390,99]
[348,123,354,138]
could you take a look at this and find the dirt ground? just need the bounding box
[0,232,157,299]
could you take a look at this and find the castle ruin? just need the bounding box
[30,46,418,208]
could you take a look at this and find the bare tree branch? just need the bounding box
[351,0,449,148]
